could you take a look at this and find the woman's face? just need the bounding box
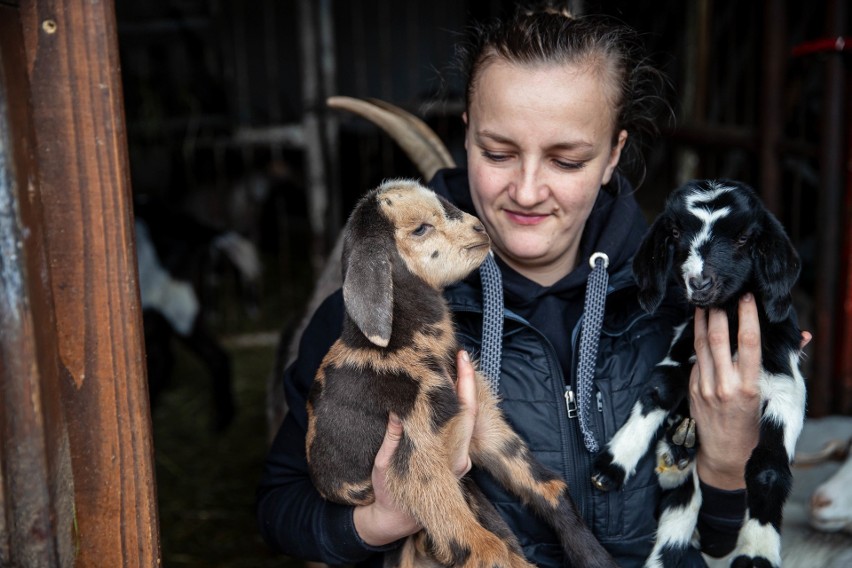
[464,60,627,285]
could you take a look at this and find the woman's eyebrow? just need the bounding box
[476,129,595,151]
[475,130,515,145]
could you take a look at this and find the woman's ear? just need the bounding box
[602,129,628,185]
[462,111,469,152]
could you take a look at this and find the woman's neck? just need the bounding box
[497,248,579,287]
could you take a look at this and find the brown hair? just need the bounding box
[453,4,672,187]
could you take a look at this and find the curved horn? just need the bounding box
[794,437,852,466]
[327,95,456,181]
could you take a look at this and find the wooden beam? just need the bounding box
[17,0,160,565]
[0,7,74,564]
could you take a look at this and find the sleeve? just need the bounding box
[697,481,747,557]
[255,290,400,564]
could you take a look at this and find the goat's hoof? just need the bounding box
[591,472,616,492]
[671,417,696,447]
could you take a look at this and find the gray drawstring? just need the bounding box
[479,252,504,395]
[577,252,609,453]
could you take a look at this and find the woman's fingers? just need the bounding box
[691,306,716,399]
[736,293,762,397]
[452,350,477,476]
[375,413,403,472]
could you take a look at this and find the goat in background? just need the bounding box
[136,199,261,431]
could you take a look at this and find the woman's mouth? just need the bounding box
[504,210,551,226]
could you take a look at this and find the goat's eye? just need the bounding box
[671,227,681,240]
[736,233,750,246]
[412,223,432,236]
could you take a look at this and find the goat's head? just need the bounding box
[809,446,852,534]
[341,179,490,347]
[633,179,800,321]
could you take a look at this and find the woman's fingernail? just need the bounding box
[743,293,754,302]
[461,350,470,362]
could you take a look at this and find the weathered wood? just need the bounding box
[1,8,74,566]
[13,0,160,565]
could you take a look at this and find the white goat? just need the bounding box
[807,434,852,535]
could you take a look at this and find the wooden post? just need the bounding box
[0,0,162,565]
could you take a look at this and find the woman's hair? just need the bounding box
[453,3,673,188]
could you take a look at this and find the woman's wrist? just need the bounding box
[696,452,748,490]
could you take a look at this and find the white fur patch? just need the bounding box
[655,439,695,490]
[759,351,807,460]
[644,470,702,568]
[609,404,669,479]
[734,516,782,567]
[682,184,734,298]
[657,323,689,367]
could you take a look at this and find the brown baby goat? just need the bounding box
[305,180,615,568]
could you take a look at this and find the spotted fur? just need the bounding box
[591,179,805,568]
[307,180,616,568]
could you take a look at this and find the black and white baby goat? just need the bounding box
[591,180,806,568]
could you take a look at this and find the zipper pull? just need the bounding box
[564,387,577,418]
[597,391,603,412]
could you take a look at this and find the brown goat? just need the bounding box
[305,179,616,568]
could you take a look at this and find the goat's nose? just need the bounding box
[811,491,832,511]
[689,275,713,292]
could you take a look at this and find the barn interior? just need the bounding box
[0,0,849,566]
[113,0,849,566]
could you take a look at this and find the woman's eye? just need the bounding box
[482,150,510,162]
[553,159,585,171]
[412,223,432,236]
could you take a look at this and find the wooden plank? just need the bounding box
[18,0,160,565]
[0,6,74,565]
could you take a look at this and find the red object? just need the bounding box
[791,36,849,57]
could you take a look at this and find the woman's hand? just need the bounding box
[353,350,479,545]
[689,294,762,490]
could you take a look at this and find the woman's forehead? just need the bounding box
[468,60,618,144]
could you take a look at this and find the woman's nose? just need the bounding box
[510,164,546,206]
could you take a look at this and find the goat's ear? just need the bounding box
[633,214,674,314]
[753,215,800,323]
[342,236,394,347]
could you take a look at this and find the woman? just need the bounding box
[257,6,766,566]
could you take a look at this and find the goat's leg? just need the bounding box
[592,321,694,491]
[731,360,806,568]
[643,449,702,568]
[469,375,617,568]
[387,411,533,568]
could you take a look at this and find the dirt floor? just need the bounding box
[150,256,309,568]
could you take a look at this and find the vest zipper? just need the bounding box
[564,387,578,418]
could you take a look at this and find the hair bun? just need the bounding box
[522,1,574,19]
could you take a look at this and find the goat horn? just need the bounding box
[327,96,456,181]
[794,437,852,466]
